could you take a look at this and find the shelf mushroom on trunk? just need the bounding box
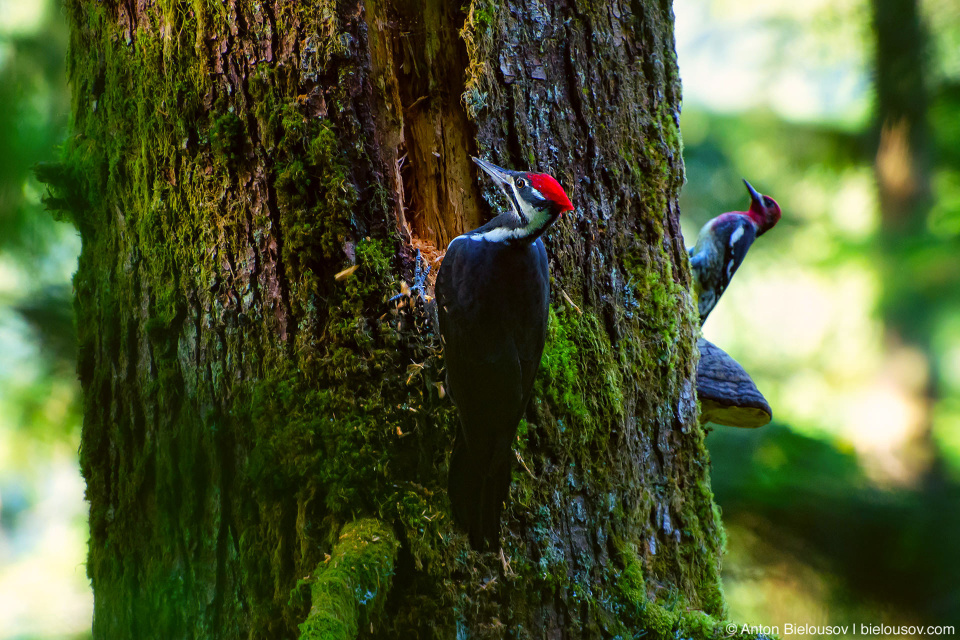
[696,338,772,428]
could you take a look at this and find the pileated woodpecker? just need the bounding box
[436,156,574,551]
[688,179,781,323]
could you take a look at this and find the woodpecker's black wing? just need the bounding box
[690,216,756,323]
[437,235,549,550]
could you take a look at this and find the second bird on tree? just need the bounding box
[688,179,781,324]
[436,157,574,551]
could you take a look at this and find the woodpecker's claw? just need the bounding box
[388,250,432,305]
[387,250,440,336]
[411,249,432,301]
[387,282,411,305]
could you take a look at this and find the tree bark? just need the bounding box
[55,0,729,637]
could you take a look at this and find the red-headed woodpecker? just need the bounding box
[689,180,781,324]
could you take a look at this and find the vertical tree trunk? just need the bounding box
[872,0,931,233]
[871,0,941,479]
[55,0,727,637]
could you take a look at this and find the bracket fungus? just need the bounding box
[696,338,772,428]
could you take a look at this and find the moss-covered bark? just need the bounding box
[48,0,742,637]
[299,519,400,639]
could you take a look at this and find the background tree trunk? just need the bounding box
[56,0,727,637]
[871,0,942,481]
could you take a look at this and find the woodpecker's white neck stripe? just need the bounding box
[729,225,745,246]
[452,206,556,245]
[468,226,530,243]
[447,227,536,246]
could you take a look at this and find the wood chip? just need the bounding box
[334,265,359,281]
[561,289,582,314]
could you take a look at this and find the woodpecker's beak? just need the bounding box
[473,157,514,189]
[743,179,763,208]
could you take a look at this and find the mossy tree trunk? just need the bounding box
[56,0,729,637]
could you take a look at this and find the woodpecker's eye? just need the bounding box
[516,178,527,189]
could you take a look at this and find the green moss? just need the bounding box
[536,307,624,447]
[307,123,357,259]
[298,519,400,640]
[588,539,718,639]
[461,0,500,119]
[274,110,362,310]
[245,237,403,503]
[682,610,720,638]
[231,217,464,634]
[656,102,683,157]
[210,111,244,162]
[608,539,727,639]
[34,161,90,231]
[472,1,497,28]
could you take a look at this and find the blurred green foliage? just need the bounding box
[0,0,79,440]
[711,424,960,621]
[0,1,90,638]
[678,0,960,630]
[0,4,70,256]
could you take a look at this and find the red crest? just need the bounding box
[529,174,574,212]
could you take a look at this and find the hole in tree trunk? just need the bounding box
[378,0,486,284]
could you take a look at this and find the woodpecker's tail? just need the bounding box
[448,429,513,552]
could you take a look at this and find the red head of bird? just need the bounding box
[473,157,573,221]
[742,179,780,235]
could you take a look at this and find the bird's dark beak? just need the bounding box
[473,157,513,189]
[743,179,763,208]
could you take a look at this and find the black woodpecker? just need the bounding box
[436,156,574,551]
[688,179,781,324]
